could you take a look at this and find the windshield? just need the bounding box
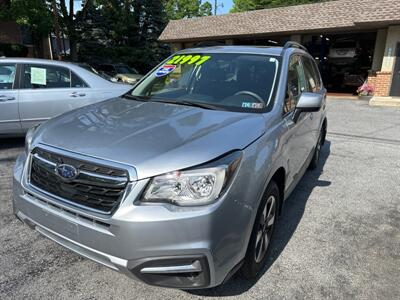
[131,53,279,112]
[116,65,138,74]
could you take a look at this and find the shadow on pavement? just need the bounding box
[188,140,331,297]
[0,138,25,150]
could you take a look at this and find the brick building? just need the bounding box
[159,0,400,100]
[0,20,52,59]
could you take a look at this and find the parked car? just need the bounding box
[97,63,143,85]
[75,63,118,82]
[328,39,358,65]
[13,43,327,289]
[0,58,132,136]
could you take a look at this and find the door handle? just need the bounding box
[0,95,15,102]
[69,92,86,97]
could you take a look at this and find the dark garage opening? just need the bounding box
[303,32,376,94]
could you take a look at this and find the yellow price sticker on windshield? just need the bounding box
[166,55,211,66]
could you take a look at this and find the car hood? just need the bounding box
[33,98,266,180]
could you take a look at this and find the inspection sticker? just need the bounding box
[155,64,177,77]
[242,102,264,109]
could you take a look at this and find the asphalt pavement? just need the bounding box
[0,99,399,299]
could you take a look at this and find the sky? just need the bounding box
[215,0,234,15]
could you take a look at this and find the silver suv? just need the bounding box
[13,42,327,289]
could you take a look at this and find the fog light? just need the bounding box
[132,256,210,288]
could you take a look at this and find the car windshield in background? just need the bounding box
[131,53,280,111]
[116,65,138,74]
[78,63,98,74]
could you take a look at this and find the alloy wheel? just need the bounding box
[254,195,276,263]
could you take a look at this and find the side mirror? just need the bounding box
[293,92,323,123]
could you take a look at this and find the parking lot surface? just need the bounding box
[0,99,399,299]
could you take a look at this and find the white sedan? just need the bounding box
[0,58,132,136]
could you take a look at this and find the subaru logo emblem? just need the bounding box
[56,164,78,181]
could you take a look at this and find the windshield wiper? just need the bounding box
[122,94,150,101]
[150,98,224,110]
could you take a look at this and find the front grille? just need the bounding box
[29,148,129,214]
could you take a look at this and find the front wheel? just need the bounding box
[241,181,279,279]
[308,131,323,170]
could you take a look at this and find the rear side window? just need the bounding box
[284,55,307,114]
[0,64,16,90]
[22,64,71,89]
[71,72,88,88]
[302,57,321,92]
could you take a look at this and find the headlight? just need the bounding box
[142,152,242,206]
[25,125,39,154]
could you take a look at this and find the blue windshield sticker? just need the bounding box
[155,65,176,77]
[242,102,264,109]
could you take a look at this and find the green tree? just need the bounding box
[8,0,52,57]
[77,0,169,73]
[231,0,326,12]
[76,0,140,63]
[136,0,169,70]
[57,0,80,61]
[0,0,11,20]
[164,0,212,20]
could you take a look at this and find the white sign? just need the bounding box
[31,67,46,85]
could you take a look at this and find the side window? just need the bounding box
[284,55,306,114]
[311,60,322,91]
[71,72,88,88]
[302,57,320,92]
[0,64,17,90]
[23,64,71,89]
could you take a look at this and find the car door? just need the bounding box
[282,54,314,187]
[301,55,326,145]
[0,63,21,135]
[18,63,94,131]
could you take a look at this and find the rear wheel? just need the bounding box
[241,181,279,279]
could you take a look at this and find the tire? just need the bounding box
[308,131,323,170]
[241,181,279,279]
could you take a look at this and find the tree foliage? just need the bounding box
[231,0,327,12]
[8,0,52,57]
[2,0,217,71]
[77,0,169,72]
[164,0,212,20]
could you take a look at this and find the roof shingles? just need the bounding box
[159,0,400,42]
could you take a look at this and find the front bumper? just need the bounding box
[12,150,253,289]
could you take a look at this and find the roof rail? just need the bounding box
[194,41,225,48]
[281,41,308,55]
